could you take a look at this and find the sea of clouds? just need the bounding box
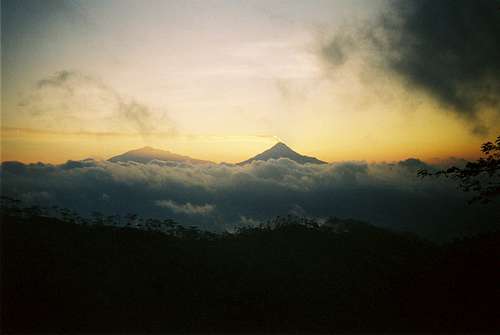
[1,158,498,241]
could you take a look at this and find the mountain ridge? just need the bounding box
[108,146,213,164]
[107,142,326,165]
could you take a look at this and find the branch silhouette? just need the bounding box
[418,135,500,203]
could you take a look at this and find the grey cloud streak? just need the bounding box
[20,70,175,136]
[2,158,498,241]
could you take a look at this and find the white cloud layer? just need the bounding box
[155,200,215,216]
[2,158,498,240]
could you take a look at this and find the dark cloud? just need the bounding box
[2,158,498,241]
[36,70,110,93]
[320,0,500,133]
[320,29,356,68]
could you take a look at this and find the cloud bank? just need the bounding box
[2,158,498,241]
[320,0,500,134]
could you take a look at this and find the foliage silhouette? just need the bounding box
[419,135,500,203]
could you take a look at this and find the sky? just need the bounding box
[2,0,500,163]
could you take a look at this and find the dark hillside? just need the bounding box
[1,208,498,333]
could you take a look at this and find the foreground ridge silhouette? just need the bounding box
[2,199,499,333]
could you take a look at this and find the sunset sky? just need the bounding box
[2,0,499,163]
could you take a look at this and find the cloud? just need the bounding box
[19,70,175,137]
[156,200,215,216]
[239,215,260,227]
[2,157,499,241]
[397,158,432,172]
[319,0,500,134]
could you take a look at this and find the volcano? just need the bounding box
[237,142,326,165]
[108,147,213,164]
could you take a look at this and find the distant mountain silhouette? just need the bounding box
[237,142,326,165]
[108,146,213,164]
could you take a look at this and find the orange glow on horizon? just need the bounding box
[1,127,485,165]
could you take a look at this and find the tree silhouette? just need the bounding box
[418,135,500,203]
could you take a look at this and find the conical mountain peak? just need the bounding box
[237,142,326,165]
[271,142,292,150]
[272,142,288,148]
